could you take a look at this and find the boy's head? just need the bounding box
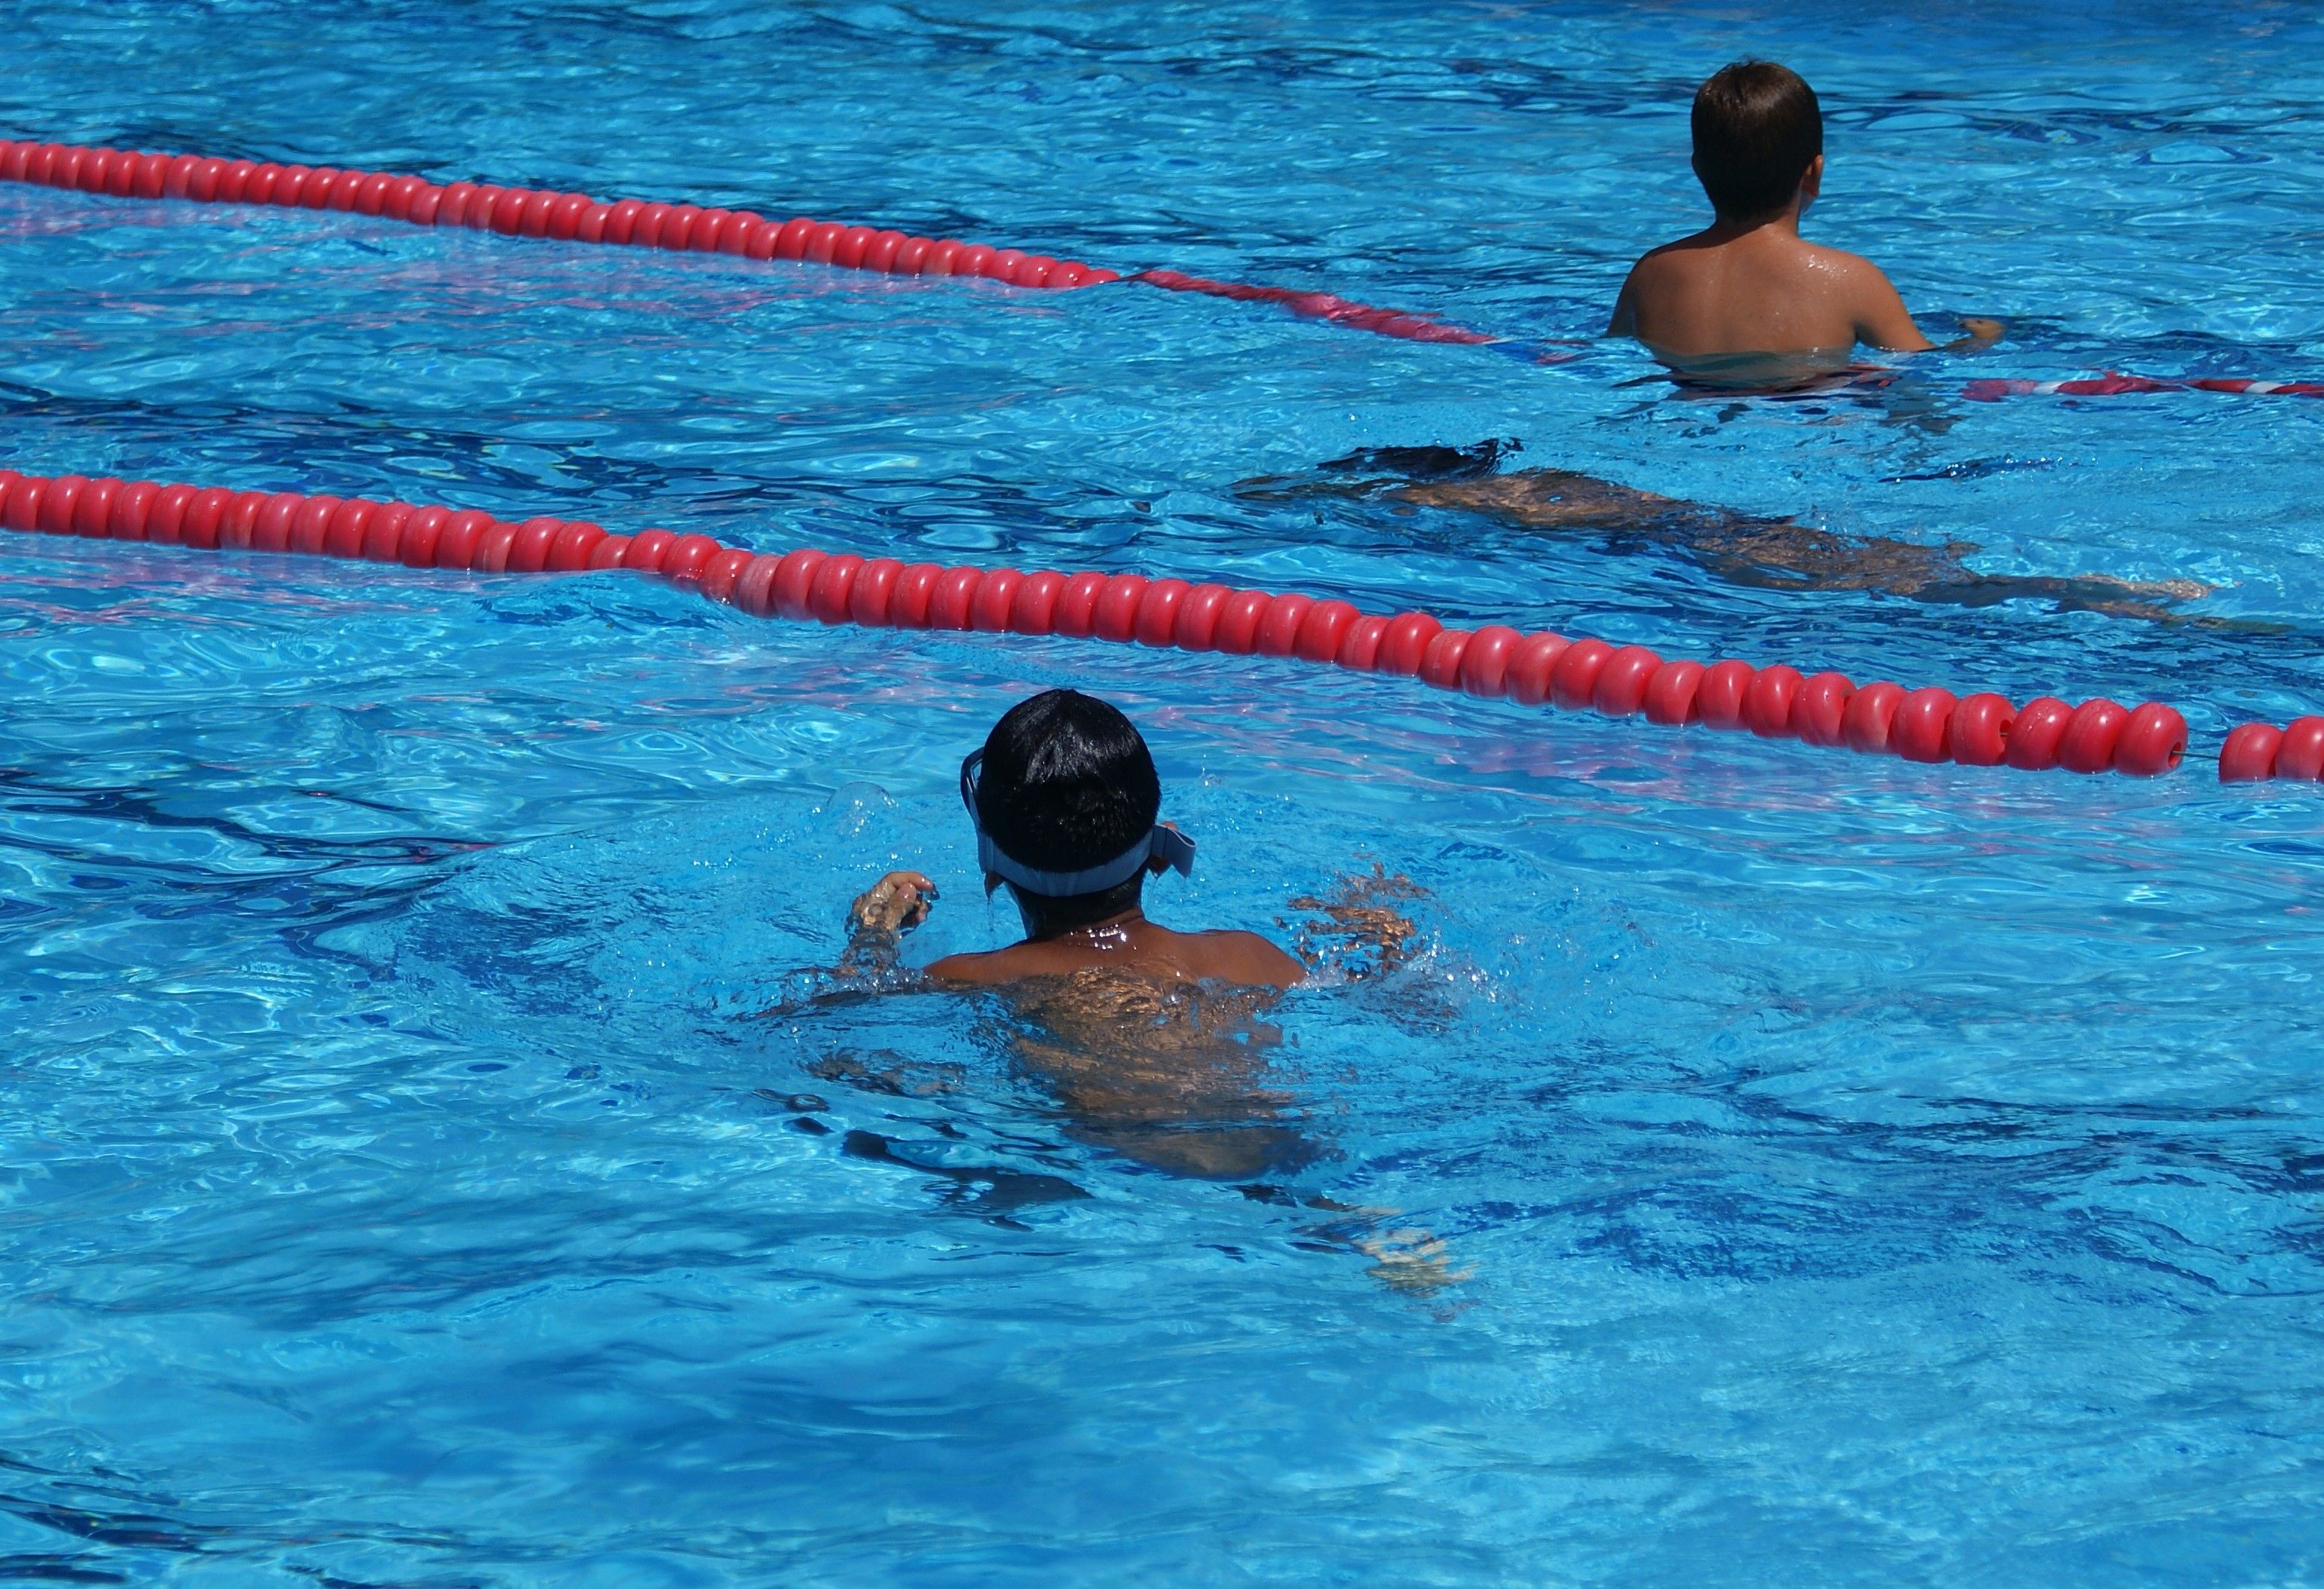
[1691,60,1823,222]
[966,689,1174,931]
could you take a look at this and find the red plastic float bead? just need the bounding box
[847,558,904,626]
[743,220,783,260]
[983,249,1027,283]
[1549,638,1615,712]
[972,568,1024,632]
[1459,625,1524,698]
[828,225,874,269]
[1173,583,1232,651]
[1336,614,1392,672]
[1134,579,1190,646]
[582,533,631,569]
[1295,600,1360,664]
[955,244,997,279]
[73,148,112,194]
[360,504,415,562]
[719,212,764,256]
[106,480,158,541]
[1213,590,1275,655]
[598,199,643,245]
[804,553,865,623]
[730,553,782,616]
[1091,574,1149,642]
[68,478,120,538]
[2058,698,2130,774]
[35,475,86,535]
[1418,629,1473,690]
[699,547,755,603]
[52,148,90,191]
[1946,693,2015,766]
[0,476,39,532]
[893,237,933,274]
[1010,569,1065,635]
[2218,722,2286,782]
[686,208,730,252]
[148,483,198,546]
[919,566,975,629]
[210,491,262,550]
[321,500,374,559]
[1053,571,1108,637]
[1696,660,1756,730]
[426,509,490,568]
[621,527,678,574]
[543,193,589,240]
[0,144,26,182]
[1643,658,1705,725]
[1505,632,1571,706]
[495,516,556,573]
[513,189,553,237]
[572,201,612,242]
[467,521,519,572]
[1892,687,1958,763]
[295,169,338,209]
[352,172,391,215]
[289,495,341,555]
[659,534,721,583]
[1793,671,1855,746]
[769,548,829,617]
[134,153,171,199]
[186,158,223,202]
[181,487,234,550]
[1375,612,1443,675]
[2273,716,2324,782]
[2001,697,2071,770]
[773,218,815,260]
[406,185,444,225]
[457,185,502,229]
[1594,644,1663,718]
[923,240,965,276]
[662,204,706,250]
[1745,664,1805,738]
[1841,680,1906,753]
[1255,594,1314,657]
[801,222,843,263]
[2113,703,2188,777]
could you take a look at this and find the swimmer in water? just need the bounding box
[1609,60,2002,390]
[847,687,1304,990]
[1241,440,2213,621]
[824,694,1454,1285]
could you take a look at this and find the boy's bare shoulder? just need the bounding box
[1180,929,1307,988]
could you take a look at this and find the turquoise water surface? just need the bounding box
[2,2,2322,1583]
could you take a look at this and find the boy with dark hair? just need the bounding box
[1609,59,1997,386]
[845,688,1306,989]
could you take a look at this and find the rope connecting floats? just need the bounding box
[17,465,2313,785]
[0,136,1490,347]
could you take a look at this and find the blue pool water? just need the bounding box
[4,2,2324,1582]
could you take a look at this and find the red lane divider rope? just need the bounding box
[1964,373,2324,403]
[6,465,2295,785]
[0,136,1482,346]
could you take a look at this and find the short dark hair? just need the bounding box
[1692,60,1822,221]
[974,690,1159,923]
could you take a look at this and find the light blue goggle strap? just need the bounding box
[960,749,1196,899]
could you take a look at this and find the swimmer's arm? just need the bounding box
[1851,262,1936,353]
[837,870,937,975]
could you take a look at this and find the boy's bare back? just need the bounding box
[1610,221,1928,370]
[1609,59,1982,387]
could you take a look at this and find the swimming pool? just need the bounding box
[4,0,2323,1581]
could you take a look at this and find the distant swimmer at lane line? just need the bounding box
[1609,59,2004,390]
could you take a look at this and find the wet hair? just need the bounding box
[973,689,1161,930]
[1691,60,1823,222]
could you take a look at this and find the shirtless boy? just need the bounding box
[1609,60,1998,387]
[845,687,1305,990]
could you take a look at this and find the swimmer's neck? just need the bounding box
[1691,205,1807,246]
[1019,902,1148,945]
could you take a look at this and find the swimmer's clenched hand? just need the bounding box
[849,871,938,934]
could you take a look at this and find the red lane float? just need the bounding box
[1964,372,2324,403]
[0,466,2268,783]
[0,136,1114,292]
[0,136,1483,346]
